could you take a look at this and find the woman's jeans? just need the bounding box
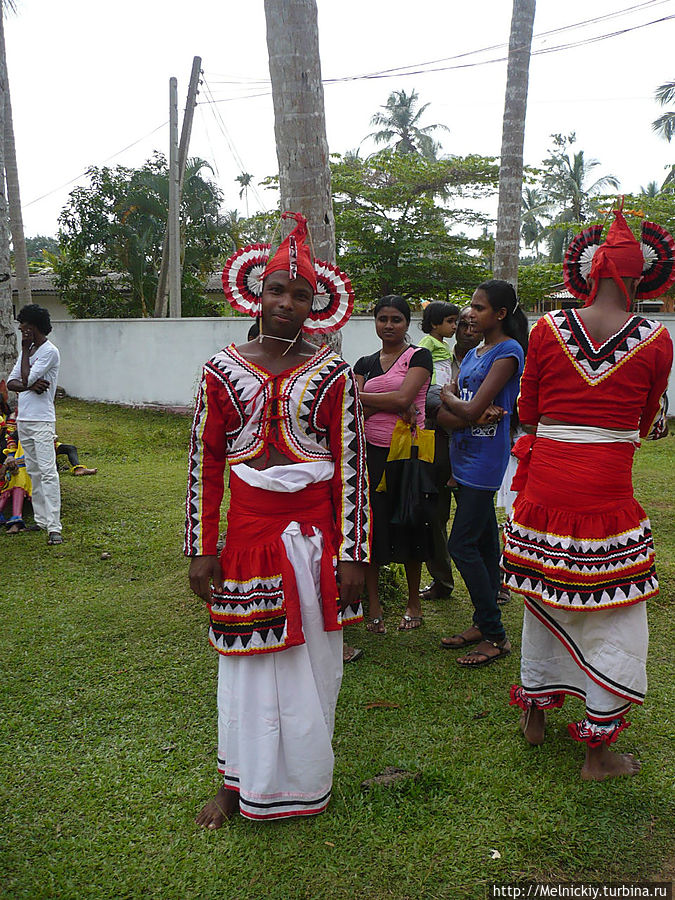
[448,484,505,642]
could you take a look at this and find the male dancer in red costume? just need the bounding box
[186,214,370,826]
[503,206,673,780]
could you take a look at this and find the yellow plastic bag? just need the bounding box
[376,420,435,492]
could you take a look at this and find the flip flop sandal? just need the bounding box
[398,615,423,631]
[366,618,386,635]
[343,647,364,664]
[456,640,511,668]
[440,631,482,649]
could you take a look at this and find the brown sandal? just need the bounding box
[440,628,482,649]
[456,638,511,667]
[398,615,423,631]
[366,617,386,635]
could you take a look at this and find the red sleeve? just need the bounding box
[184,363,239,556]
[319,367,371,563]
[639,329,673,440]
[517,317,544,427]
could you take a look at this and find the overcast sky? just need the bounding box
[7,0,675,238]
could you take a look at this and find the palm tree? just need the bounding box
[264,0,335,264]
[538,134,619,262]
[652,81,675,142]
[235,172,253,217]
[3,18,28,313]
[493,0,537,286]
[366,89,449,159]
[0,0,19,382]
[639,181,660,198]
[542,134,619,223]
[521,187,549,257]
[264,0,340,349]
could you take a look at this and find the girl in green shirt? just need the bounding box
[418,302,459,386]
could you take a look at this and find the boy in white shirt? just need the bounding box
[7,304,62,544]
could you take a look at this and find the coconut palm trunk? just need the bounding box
[493,0,536,288]
[0,3,16,381]
[264,0,340,349]
[4,62,29,306]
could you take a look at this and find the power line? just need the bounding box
[23,120,168,209]
[202,12,674,101]
[205,0,672,86]
[339,0,672,79]
[24,2,674,212]
[197,97,222,179]
[199,77,265,209]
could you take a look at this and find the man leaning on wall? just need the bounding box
[7,304,62,545]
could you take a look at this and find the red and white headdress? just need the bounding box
[221,211,355,333]
[563,201,675,309]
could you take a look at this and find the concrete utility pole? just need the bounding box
[168,77,181,318]
[155,56,202,318]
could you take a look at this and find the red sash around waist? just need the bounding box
[209,470,340,656]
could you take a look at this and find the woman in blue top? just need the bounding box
[437,280,527,667]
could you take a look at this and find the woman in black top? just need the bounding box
[354,296,433,634]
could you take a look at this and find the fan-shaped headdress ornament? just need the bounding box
[563,199,675,309]
[221,212,354,333]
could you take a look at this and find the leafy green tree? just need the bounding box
[365,89,449,159]
[621,186,675,241]
[18,234,59,270]
[652,81,675,142]
[331,149,497,307]
[516,262,563,310]
[55,153,235,318]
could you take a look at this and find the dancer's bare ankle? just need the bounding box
[195,785,239,829]
[581,744,641,781]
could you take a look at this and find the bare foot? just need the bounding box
[519,707,545,745]
[73,466,97,476]
[195,785,239,829]
[581,744,641,781]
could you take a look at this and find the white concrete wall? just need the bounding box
[49,316,393,408]
[50,314,675,411]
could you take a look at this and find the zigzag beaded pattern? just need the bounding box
[546,310,663,386]
[503,516,658,610]
[209,573,287,654]
[219,344,344,463]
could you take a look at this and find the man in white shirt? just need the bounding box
[7,304,62,544]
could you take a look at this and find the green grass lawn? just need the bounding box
[1,400,673,900]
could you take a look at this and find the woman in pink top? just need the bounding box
[354,296,433,633]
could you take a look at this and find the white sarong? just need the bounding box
[217,462,343,820]
[517,596,648,742]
